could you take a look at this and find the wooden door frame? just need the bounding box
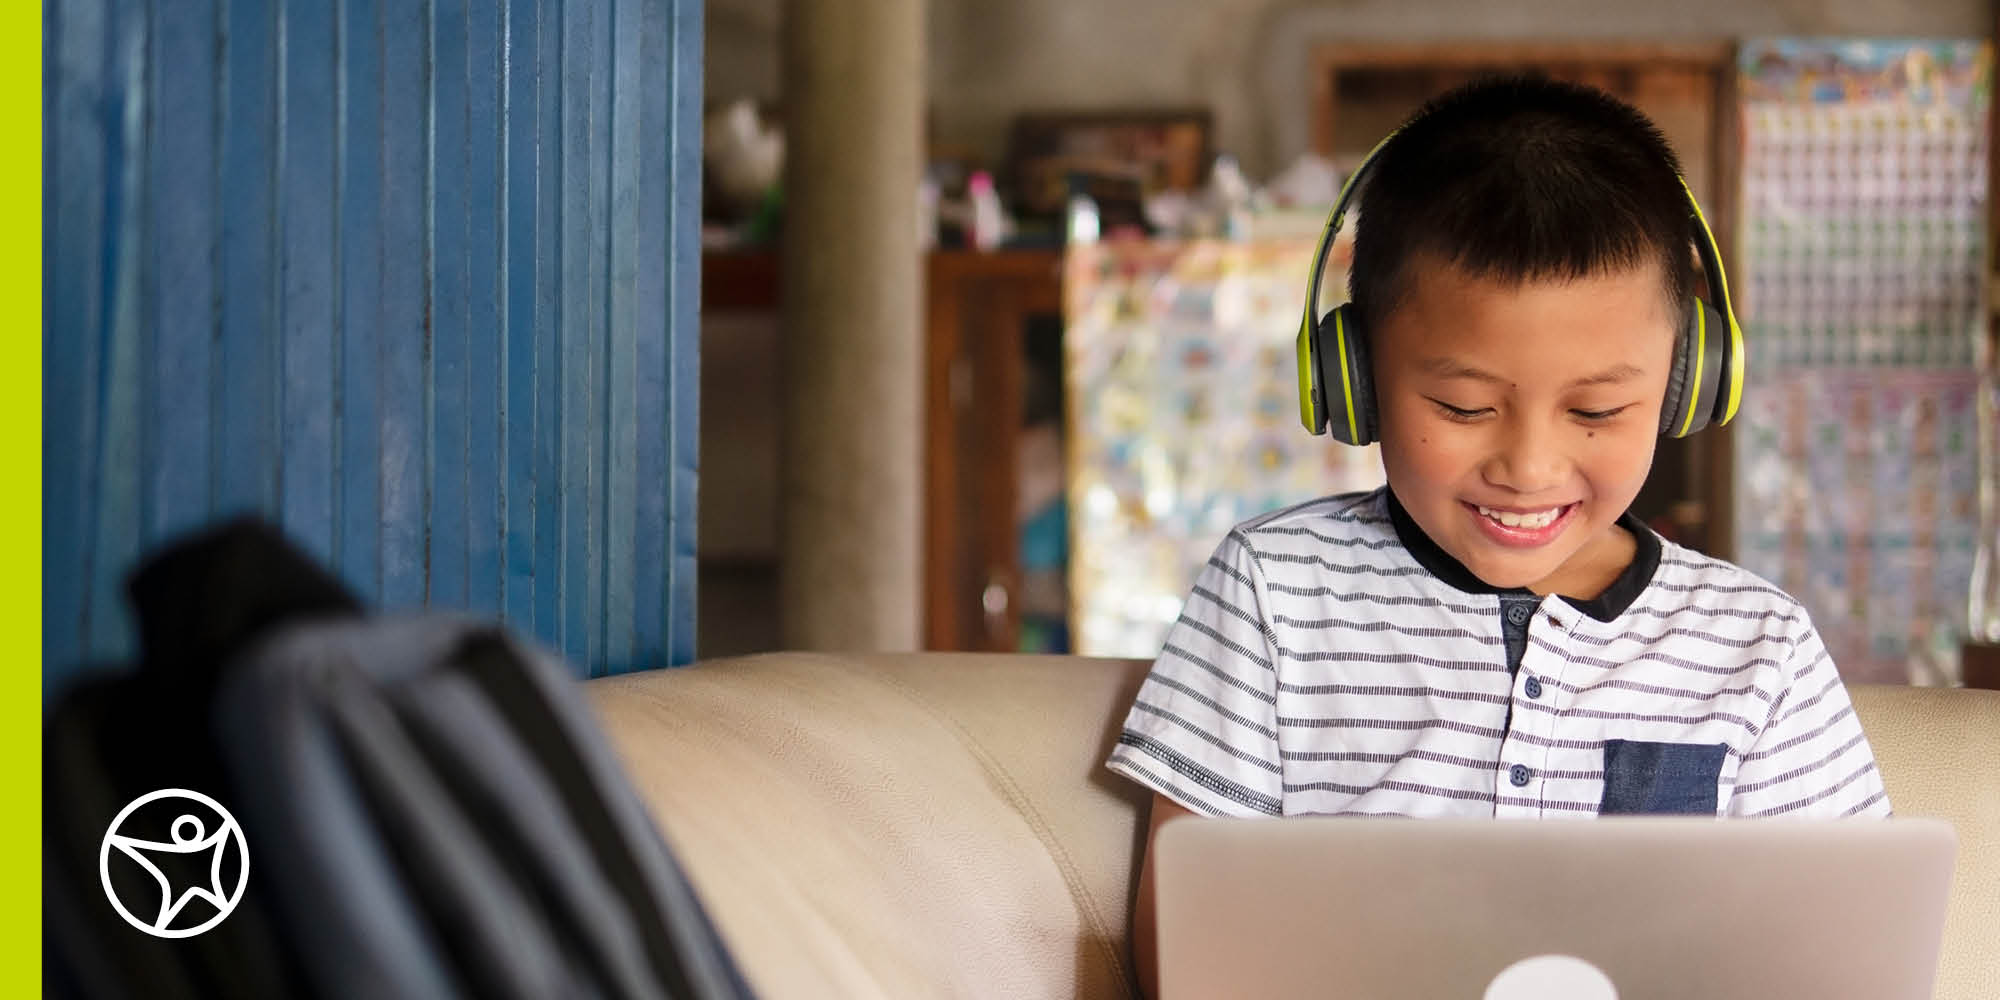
[1309,40,1735,158]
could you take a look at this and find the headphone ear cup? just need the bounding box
[1317,305,1377,446]
[1659,306,1696,436]
[1346,311,1378,446]
[1710,309,1741,430]
[1661,297,1728,437]
[1301,312,1330,435]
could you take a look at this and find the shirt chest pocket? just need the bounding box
[1599,740,1728,815]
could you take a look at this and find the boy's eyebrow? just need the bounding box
[1416,358,1508,384]
[1416,358,1646,388]
[1567,363,1646,387]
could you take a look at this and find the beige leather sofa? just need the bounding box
[587,653,2000,999]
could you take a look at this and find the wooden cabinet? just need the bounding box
[923,250,1065,652]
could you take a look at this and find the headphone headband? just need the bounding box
[1297,133,1745,434]
[1299,130,1399,349]
[1679,177,1745,426]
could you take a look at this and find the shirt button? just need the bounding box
[1506,604,1530,626]
[1524,676,1544,699]
[1509,764,1532,787]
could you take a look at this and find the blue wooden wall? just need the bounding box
[44,0,703,683]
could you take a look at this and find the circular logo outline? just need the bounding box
[98,788,250,939]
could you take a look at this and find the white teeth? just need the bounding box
[1478,505,1563,530]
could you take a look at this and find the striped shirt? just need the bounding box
[1106,487,1891,820]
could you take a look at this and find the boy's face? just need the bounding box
[1371,257,1675,597]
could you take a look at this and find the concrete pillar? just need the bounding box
[778,0,925,650]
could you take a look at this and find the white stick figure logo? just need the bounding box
[98,789,250,938]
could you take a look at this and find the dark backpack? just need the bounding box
[45,519,754,1000]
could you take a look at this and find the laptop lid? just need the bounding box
[1154,817,1956,1000]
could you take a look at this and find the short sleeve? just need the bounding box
[1728,618,1892,818]
[1106,531,1284,817]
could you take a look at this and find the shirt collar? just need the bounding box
[1383,486,1661,622]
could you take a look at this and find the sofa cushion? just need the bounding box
[587,653,1151,1000]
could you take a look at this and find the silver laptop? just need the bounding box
[1154,816,1956,1000]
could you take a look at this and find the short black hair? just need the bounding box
[1349,76,1695,336]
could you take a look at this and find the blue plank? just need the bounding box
[144,0,216,548]
[601,0,640,672]
[337,0,384,599]
[376,0,428,610]
[626,0,667,673]
[463,0,503,617]
[84,0,147,663]
[664,0,703,666]
[532,0,562,649]
[278,0,340,564]
[44,0,110,674]
[500,0,540,631]
[214,0,278,516]
[582,0,608,674]
[559,0,590,668]
[428,0,469,609]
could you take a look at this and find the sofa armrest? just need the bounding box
[1850,684,2000,1000]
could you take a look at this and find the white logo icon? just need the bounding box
[1484,954,1619,1000]
[98,789,250,939]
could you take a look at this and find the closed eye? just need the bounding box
[1428,398,1492,421]
[1572,405,1634,422]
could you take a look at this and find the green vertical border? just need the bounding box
[11,1,43,989]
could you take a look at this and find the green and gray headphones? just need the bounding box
[1295,131,1746,446]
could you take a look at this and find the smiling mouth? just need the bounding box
[1473,504,1572,530]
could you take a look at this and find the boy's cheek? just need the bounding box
[1589,421,1661,476]
[1376,420,1479,497]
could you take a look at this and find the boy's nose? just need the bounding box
[1484,426,1568,497]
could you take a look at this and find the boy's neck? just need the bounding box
[1527,523,1638,603]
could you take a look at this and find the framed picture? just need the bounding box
[1003,110,1213,227]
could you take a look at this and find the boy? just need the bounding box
[1105,78,1890,996]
